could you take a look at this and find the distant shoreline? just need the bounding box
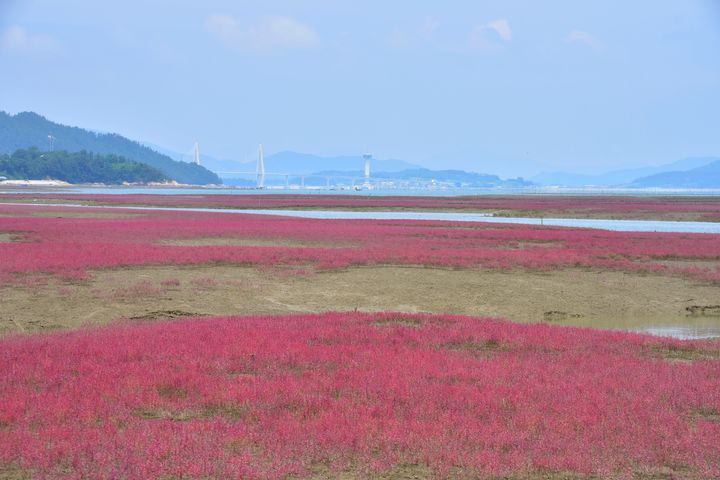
[3,182,720,198]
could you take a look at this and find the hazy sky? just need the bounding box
[1,1,719,176]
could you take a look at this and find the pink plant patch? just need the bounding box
[1,203,719,283]
[0,312,719,478]
[2,193,720,218]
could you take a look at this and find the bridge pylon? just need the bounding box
[256,144,265,188]
[192,142,201,165]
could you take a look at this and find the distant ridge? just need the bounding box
[630,159,720,188]
[532,157,719,187]
[0,111,221,185]
[197,149,530,187]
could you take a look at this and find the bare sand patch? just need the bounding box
[0,233,20,242]
[0,465,30,480]
[509,240,563,249]
[2,265,720,336]
[302,464,676,480]
[304,464,435,480]
[694,408,720,423]
[651,258,720,270]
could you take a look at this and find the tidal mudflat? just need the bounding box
[1,198,719,479]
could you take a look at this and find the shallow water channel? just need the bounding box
[211,208,720,234]
[3,202,720,339]
[6,202,720,233]
[639,325,720,340]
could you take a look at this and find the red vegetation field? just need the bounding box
[1,312,719,479]
[1,203,720,284]
[3,193,720,220]
[0,205,720,282]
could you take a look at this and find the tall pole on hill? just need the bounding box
[192,142,201,165]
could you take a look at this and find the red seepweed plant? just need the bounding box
[1,203,719,284]
[2,192,720,219]
[0,312,718,479]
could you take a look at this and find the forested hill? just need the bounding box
[0,148,168,184]
[0,112,220,185]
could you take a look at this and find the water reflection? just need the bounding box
[638,326,720,340]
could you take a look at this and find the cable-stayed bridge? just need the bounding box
[193,144,373,189]
[215,171,370,189]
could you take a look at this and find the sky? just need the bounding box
[0,0,719,177]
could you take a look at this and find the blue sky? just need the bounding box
[0,0,719,176]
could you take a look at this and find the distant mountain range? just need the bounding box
[0,112,220,185]
[164,143,720,189]
[153,146,529,187]
[4,111,719,189]
[629,159,720,188]
[532,157,720,187]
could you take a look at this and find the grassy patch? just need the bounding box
[442,338,506,353]
[648,343,720,363]
[372,317,423,327]
[543,311,583,322]
[129,310,203,321]
[686,305,720,317]
[0,233,24,243]
[693,408,720,423]
[0,465,32,480]
[135,403,250,422]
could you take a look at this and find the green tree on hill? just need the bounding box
[0,111,221,184]
[0,148,168,184]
